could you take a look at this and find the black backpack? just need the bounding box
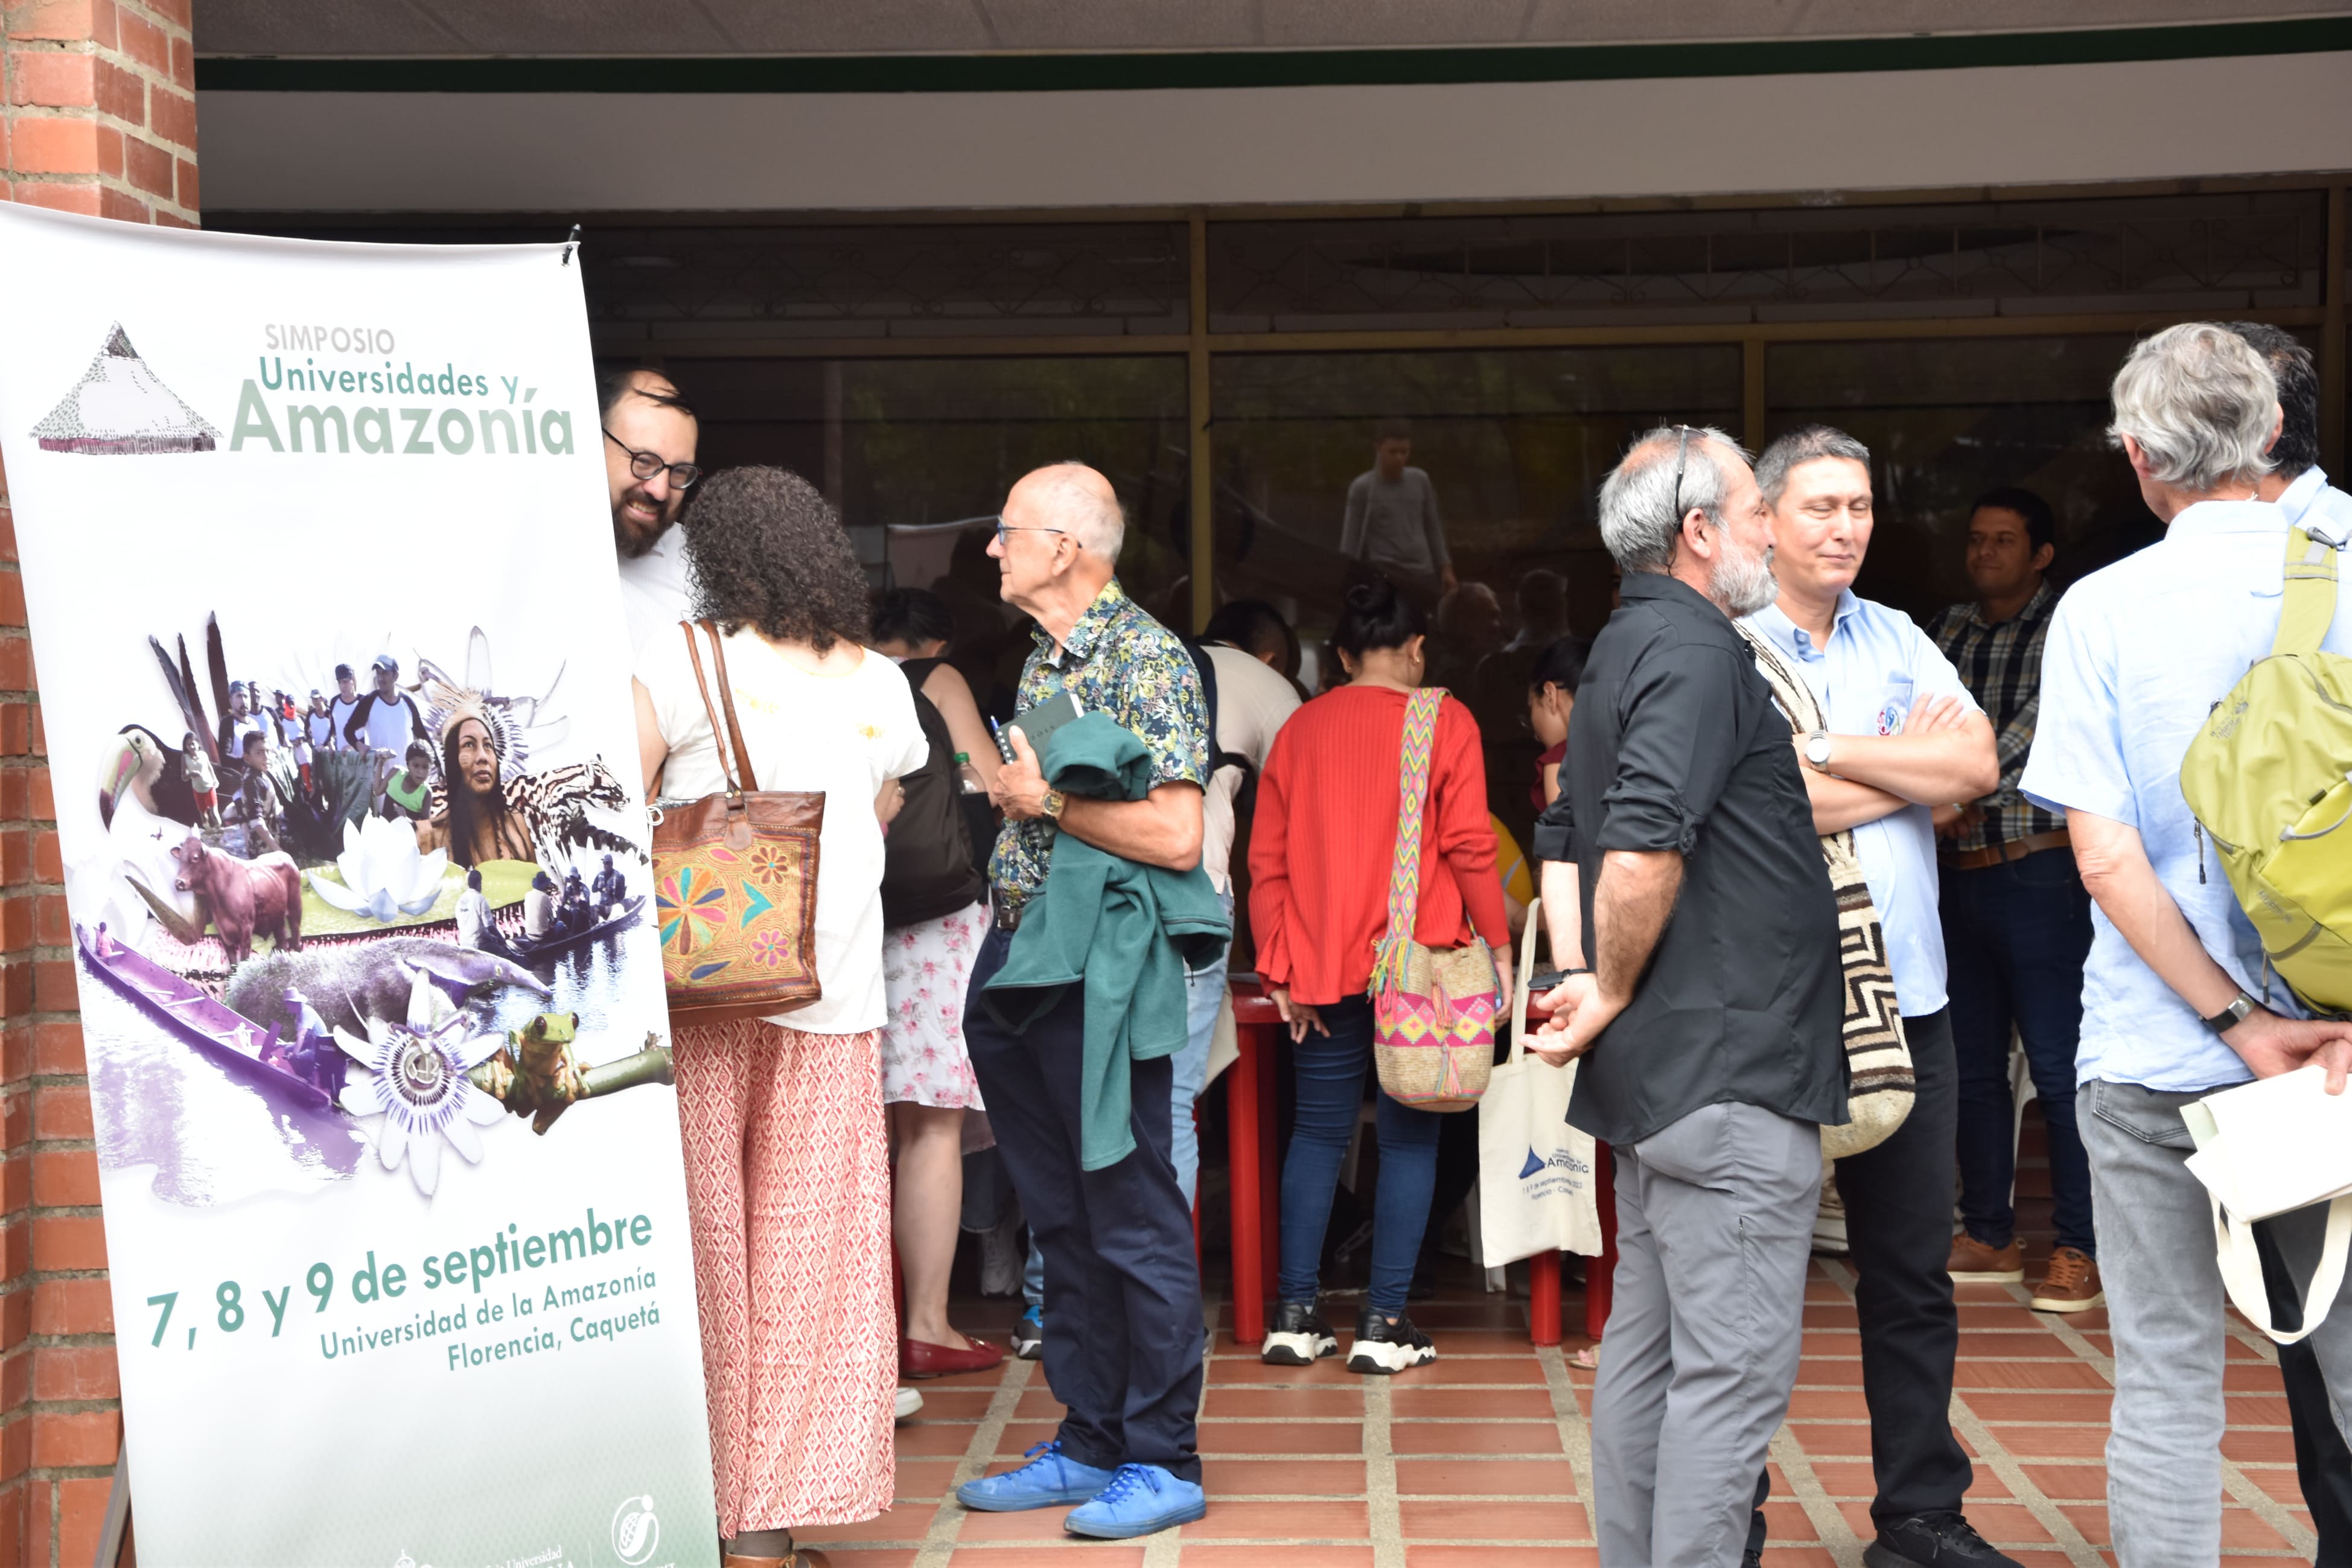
[880,660,989,928]
[1179,636,1255,783]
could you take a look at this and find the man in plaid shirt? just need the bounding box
[1929,488,2099,1313]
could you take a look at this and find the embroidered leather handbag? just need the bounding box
[1369,687,1500,1112]
[651,621,825,1027]
[1737,625,1915,1159]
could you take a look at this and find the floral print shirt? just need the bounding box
[989,578,1209,904]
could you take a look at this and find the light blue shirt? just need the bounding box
[1745,591,1978,1016]
[2022,481,2352,1094]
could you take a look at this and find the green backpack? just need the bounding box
[2179,519,2352,1015]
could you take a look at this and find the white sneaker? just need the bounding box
[894,1386,923,1423]
[979,1211,1023,1298]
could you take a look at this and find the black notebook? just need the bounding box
[994,689,1085,763]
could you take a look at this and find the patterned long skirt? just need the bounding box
[674,1018,895,1534]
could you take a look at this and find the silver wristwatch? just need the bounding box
[2201,990,2257,1035]
[1803,728,1834,773]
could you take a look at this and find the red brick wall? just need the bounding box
[0,2,197,1563]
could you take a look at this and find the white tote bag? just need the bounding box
[1477,902,1604,1266]
[2182,1063,2352,1344]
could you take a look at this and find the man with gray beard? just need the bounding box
[1530,426,1846,1566]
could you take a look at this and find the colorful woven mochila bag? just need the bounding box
[649,620,826,1027]
[1368,687,1501,1113]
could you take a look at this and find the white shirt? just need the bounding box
[637,628,928,1034]
[1199,645,1301,893]
[328,696,360,750]
[619,524,694,661]
[455,887,491,949]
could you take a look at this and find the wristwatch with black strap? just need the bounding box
[2202,990,2257,1034]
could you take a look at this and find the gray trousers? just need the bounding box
[1593,1100,1822,1567]
[2083,1078,2352,1567]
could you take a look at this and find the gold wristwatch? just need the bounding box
[1041,788,1067,821]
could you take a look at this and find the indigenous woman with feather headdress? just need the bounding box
[415,686,532,868]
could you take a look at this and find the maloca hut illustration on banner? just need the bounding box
[33,322,218,455]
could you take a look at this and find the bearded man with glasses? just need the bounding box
[1531,425,1847,1568]
[602,365,704,654]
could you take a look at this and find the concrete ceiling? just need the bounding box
[192,0,2352,57]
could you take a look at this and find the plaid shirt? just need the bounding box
[1927,581,2066,855]
[989,578,1209,904]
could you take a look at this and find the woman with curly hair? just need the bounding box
[633,467,928,1568]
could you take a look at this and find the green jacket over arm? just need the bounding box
[981,712,1231,1170]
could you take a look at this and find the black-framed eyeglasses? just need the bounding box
[603,427,703,489]
[1666,424,1693,532]
[993,517,1067,546]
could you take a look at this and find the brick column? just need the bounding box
[1,2,198,1564]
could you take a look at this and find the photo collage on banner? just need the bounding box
[0,204,719,1568]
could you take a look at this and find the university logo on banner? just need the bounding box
[0,203,718,1568]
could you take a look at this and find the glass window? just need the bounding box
[1210,345,1739,841]
[664,354,1188,717]
[1764,333,2318,621]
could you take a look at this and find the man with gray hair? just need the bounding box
[954,462,1222,1540]
[1741,424,2006,1568]
[1531,426,1847,1566]
[2022,322,2352,1566]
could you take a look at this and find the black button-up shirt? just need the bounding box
[1531,572,1847,1147]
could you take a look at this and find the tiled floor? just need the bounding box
[801,1119,2319,1566]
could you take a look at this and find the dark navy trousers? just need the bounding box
[963,925,1205,1482]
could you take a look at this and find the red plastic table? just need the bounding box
[1226,976,1284,1347]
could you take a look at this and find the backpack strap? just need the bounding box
[2275,526,2341,660]
[1371,689,1447,993]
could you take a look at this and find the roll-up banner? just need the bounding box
[0,203,717,1568]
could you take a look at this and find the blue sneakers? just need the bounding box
[1011,1305,1044,1360]
[1062,1464,1208,1539]
[955,1440,1115,1512]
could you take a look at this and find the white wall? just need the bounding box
[199,49,2352,212]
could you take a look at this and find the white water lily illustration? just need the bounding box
[334,965,507,1197]
[307,815,448,923]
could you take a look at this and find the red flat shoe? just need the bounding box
[900,1334,1005,1378]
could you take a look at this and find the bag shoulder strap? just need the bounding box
[680,621,760,797]
[1735,621,1826,735]
[1382,687,1448,945]
[701,623,762,794]
[2275,525,2341,660]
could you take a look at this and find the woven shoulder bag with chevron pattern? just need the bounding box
[1368,687,1500,1114]
[1737,626,1916,1159]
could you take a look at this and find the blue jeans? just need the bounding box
[1023,891,1228,1310]
[1941,846,2097,1255]
[1276,995,1441,1316]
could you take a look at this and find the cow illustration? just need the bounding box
[169,833,302,962]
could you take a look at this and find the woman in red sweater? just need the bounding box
[1249,578,1512,1375]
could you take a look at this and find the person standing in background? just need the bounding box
[2228,320,2352,1568]
[327,664,362,753]
[1929,487,2102,1314]
[868,588,1004,1386]
[1743,424,2007,1568]
[605,366,704,654]
[1524,636,1589,810]
[1250,578,1509,1375]
[1341,419,1455,607]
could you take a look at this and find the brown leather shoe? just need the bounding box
[1945,1232,2025,1281]
[2030,1245,2104,1313]
[900,1334,1005,1378]
[721,1551,830,1568]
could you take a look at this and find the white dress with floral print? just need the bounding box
[879,900,989,1110]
